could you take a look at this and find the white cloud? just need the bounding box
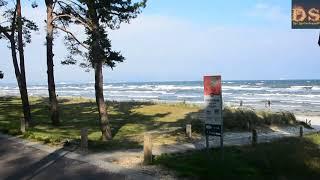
[246,3,289,22]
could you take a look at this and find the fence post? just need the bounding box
[252,129,257,146]
[186,124,192,139]
[247,121,251,131]
[20,117,26,133]
[300,126,303,137]
[81,128,88,152]
[144,133,153,165]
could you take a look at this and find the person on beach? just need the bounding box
[240,100,243,107]
[267,100,271,108]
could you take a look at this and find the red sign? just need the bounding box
[204,76,222,96]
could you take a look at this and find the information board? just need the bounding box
[203,76,223,127]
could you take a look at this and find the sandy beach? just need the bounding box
[296,115,320,130]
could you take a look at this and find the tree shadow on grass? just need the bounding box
[1,96,312,152]
[0,97,177,151]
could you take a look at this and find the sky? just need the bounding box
[1,0,320,84]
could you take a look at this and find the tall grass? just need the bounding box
[223,107,298,131]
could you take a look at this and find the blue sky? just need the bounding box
[1,0,320,83]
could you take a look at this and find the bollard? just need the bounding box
[300,126,303,137]
[144,133,153,165]
[81,128,88,152]
[186,124,192,139]
[252,129,257,146]
[20,117,26,133]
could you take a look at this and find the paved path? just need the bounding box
[0,135,156,180]
[85,123,320,167]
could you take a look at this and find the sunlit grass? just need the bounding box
[0,96,306,151]
[0,96,200,150]
[154,133,320,179]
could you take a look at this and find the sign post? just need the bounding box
[203,76,223,158]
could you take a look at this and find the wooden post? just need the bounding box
[252,129,257,146]
[247,121,250,131]
[144,133,152,165]
[186,124,192,139]
[81,128,88,152]
[205,134,209,149]
[300,126,303,137]
[20,117,26,133]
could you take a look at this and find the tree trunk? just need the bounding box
[87,2,112,141]
[46,0,60,125]
[94,62,112,141]
[16,0,32,127]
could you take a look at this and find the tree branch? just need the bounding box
[10,1,18,36]
[0,24,11,39]
[53,25,89,50]
[52,14,92,31]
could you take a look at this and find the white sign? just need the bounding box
[204,95,223,125]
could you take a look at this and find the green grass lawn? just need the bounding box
[0,96,201,150]
[0,96,306,151]
[154,133,320,179]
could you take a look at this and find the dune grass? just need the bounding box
[0,96,305,151]
[154,133,320,179]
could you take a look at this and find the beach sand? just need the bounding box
[296,115,320,131]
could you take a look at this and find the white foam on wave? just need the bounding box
[254,93,320,99]
[128,95,159,99]
[153,85,202,91]
[223,85,265,91]
[288,86,313,91]
[255,83,264,86]
[177,95,200,98]
[313,86,320,91]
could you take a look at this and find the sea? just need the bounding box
[1,80,320,115]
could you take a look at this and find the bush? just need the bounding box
[223,107,297,131]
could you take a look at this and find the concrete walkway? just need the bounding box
[0,134,156,180]
[83,120,320,168]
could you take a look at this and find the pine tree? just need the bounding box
[53,0,146,140]
[0,0,38,128]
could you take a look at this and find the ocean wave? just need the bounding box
[223,85,266,91]
[288,86,313,91]
[128,95,159,99]
[177,95,200,98]
[313,86,320,90]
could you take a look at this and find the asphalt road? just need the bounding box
[0,136,125,180]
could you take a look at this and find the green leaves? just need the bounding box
[0,0,38,45]
[59,0,146,70]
